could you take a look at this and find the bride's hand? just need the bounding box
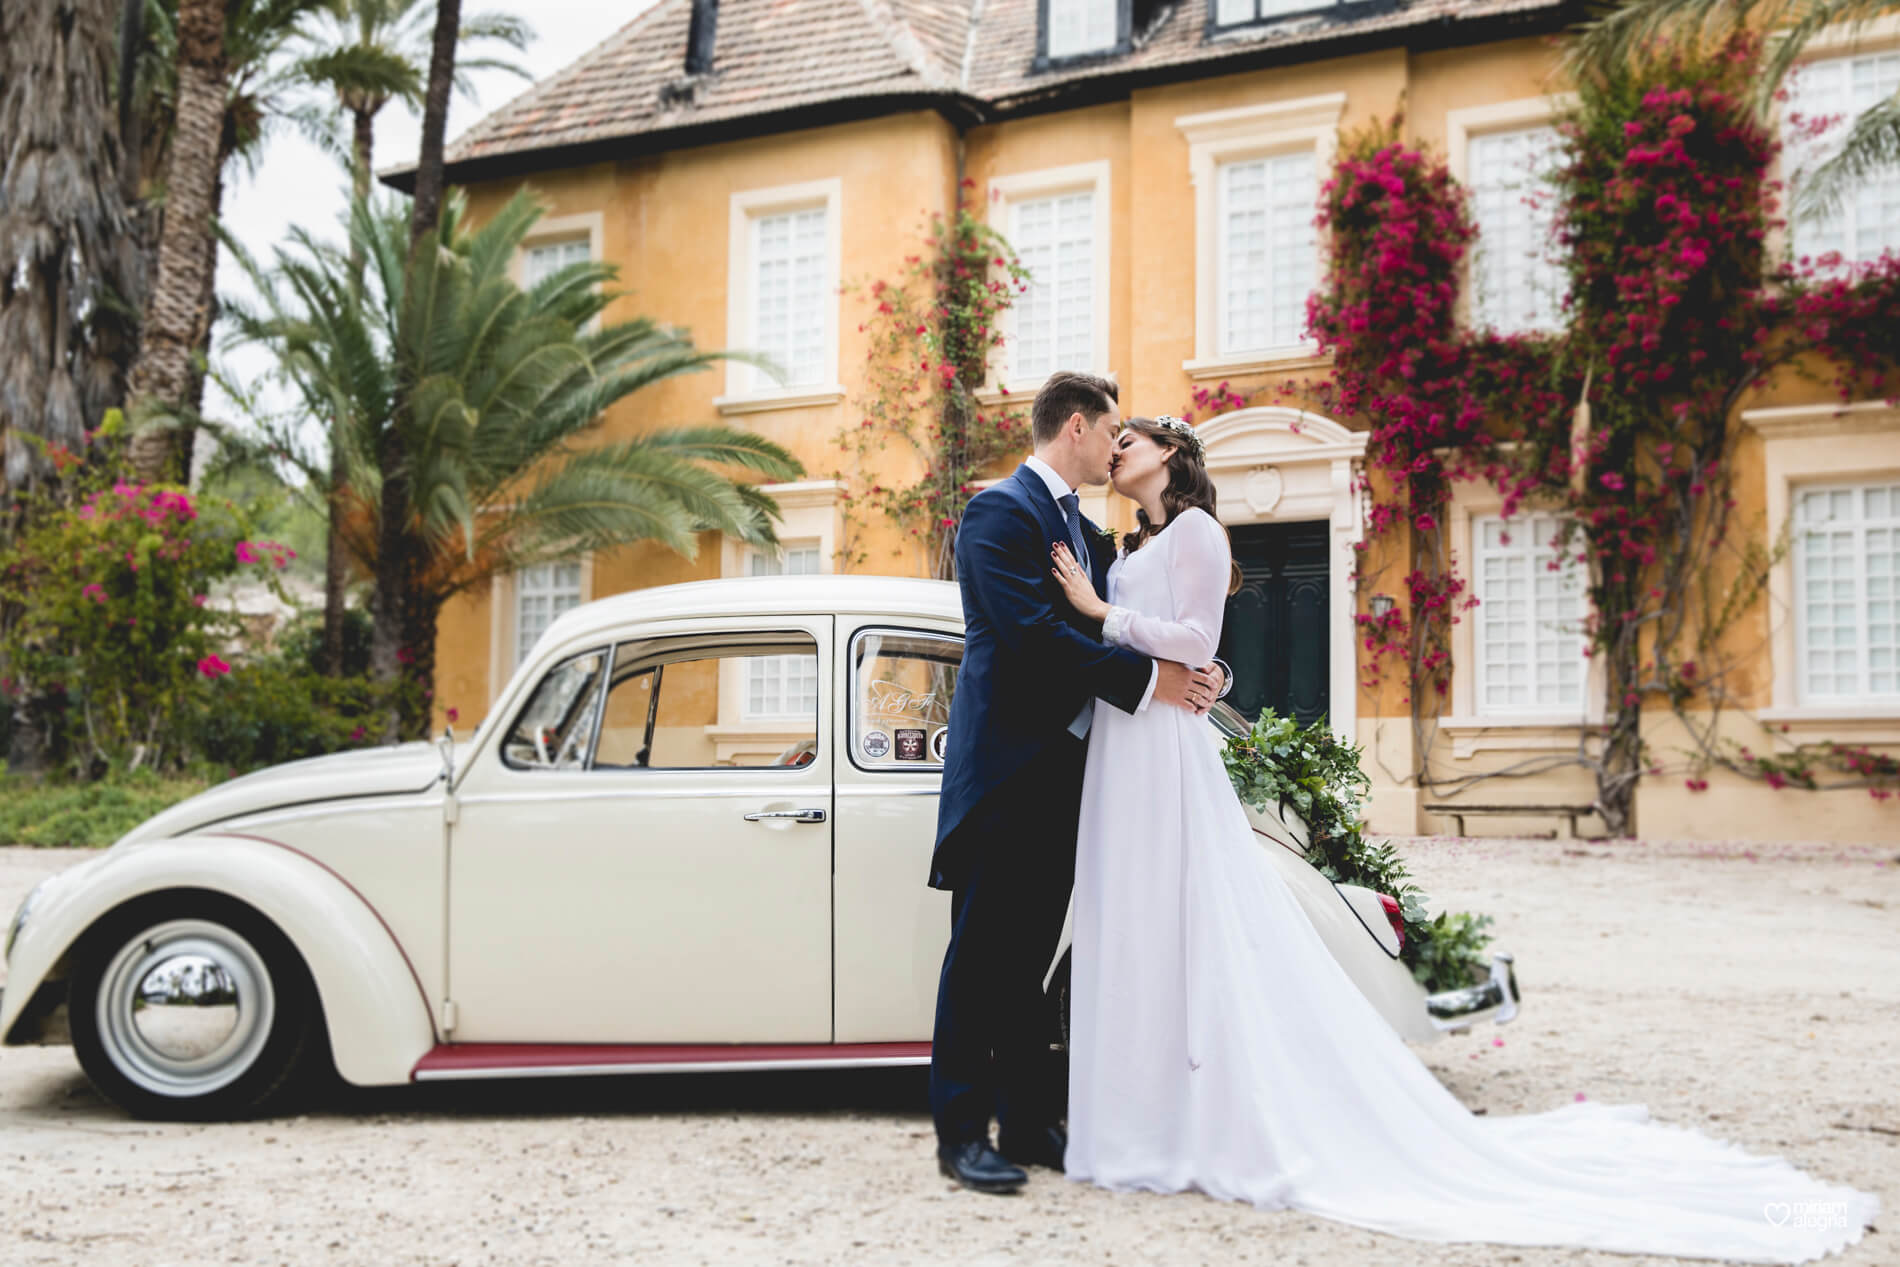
[1051,542,1108,621]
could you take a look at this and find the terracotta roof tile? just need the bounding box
[434,0,1566,172]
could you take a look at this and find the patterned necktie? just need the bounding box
[1058,493,1092,586]
[1059,492,1095,740]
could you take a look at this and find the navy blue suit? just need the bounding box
[927,463,1153,1148]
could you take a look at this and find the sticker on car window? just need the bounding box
[930,727,949,762]
[895,728,926,761]
[862,730,891,759]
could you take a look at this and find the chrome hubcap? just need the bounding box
[97,919,275,1097]
[131,953,240,1060]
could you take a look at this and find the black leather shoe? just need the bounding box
[999,1124,1067,1172]
[937,1139,1028,1194]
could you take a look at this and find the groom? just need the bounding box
[928,370,1225,1194]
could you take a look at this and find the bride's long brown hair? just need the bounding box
[1120,417,1242,595]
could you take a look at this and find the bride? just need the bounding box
[1045,414,1879,1263]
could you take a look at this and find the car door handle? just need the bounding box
[743,808,827,824]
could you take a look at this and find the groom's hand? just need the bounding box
[1154,661,1222,715]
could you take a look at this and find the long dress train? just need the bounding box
[1065,505,1879,1264]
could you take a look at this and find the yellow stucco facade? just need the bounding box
[432,31,1900,845]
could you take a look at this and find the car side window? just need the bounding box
[502,648,609,770]
[850,629,961,771]
[594,632,821,770]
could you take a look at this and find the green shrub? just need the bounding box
[1222,709,1495,992]
[0,447,293,776]
[0,768,210,847]
[182,658,398,772]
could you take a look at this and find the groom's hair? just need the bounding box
[1031,371,1119,447]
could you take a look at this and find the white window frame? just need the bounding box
[708,480,848,757]
[1442,484,1603,754]
[513,211,604,332]
[1790,478,1900,705]
[739,541,823,720]
[1774,20,1900,273]
[980,161,1113,404]
[718,178,846,415]
[1447,95,1576,335]
[1467,511,1590,718]
[1044,0,1120,60]
[1745,401,1900,733]
[488,554,595,705]
[1177,93,1345,380]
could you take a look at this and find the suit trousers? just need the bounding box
[928,734,1085,1147]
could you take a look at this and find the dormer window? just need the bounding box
[1041,0,1125,64]
[1211,0,1384,34]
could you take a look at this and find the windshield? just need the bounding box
[1207,700,1251,740]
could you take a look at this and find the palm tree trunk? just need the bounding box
[177,167,226,484]
[409,0,462,246]
[322,108,379,676]
[370,442,411,739]
[127,0,228,485]
[401,588,442,737]
[386,0,462,717]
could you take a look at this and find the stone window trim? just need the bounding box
[513,210,605,333]
[1441,485,1605,748]
[1445,94,1578,334]
[1175,93,1346,377]
[717,178,846,413]
[978,160,1114,405]
[1745,399,1900,723]
[710,480,849,752]
[1767,16,1900,272]
[488,553,595,706]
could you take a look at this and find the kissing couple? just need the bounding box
[924,370,1877,1262]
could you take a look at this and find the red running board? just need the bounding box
[411,1041,932,1081]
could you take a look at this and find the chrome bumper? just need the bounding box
[1426,951,1519,1031]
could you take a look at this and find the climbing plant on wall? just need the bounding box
[836,191,1034,579]
[1299,32,1900,834]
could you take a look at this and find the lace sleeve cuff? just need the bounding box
[1102,605,1134,646]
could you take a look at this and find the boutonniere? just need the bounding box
[1096,525,1118,548]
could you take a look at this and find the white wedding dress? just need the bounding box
[1065,506,1879,1263]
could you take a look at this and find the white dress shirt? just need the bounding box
[1022,455,1159,713]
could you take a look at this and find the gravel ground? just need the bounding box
[0,837,1893,1267]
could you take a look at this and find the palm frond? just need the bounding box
[640,426,806,480]
[1791,89,1900,223]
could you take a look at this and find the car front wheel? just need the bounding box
[69,893,322,1120]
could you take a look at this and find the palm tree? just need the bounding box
[295,0,529,219]
[1569,0,1899,224]
[122,0,334,486]
[225,191,802,736]
[0,0,148,772]
[0,0,145,498]
[408,0,461,246]
[124,0,231,485]
[291,0,531,674]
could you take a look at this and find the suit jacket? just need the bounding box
[929,463,1153,890]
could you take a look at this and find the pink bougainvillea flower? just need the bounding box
[197,654,232,679]
[446,707,460,725]
[235,541,261,564]
[82,583,107,604]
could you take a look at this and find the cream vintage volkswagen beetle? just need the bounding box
[2,576,1517,1118]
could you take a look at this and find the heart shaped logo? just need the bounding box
[1764,1202,1792,1226]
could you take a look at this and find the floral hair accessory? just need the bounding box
[1150,414,1205,461]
